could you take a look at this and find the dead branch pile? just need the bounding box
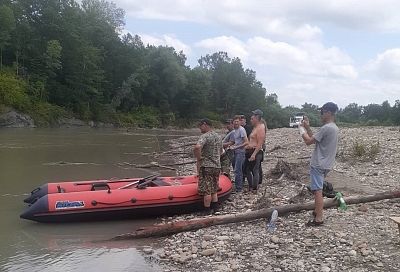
[268,159,308,181]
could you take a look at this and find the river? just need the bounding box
[0,128,192,272]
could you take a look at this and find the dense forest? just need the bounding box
[0,0,399,128]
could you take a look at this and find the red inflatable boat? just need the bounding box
[21,175,232,223]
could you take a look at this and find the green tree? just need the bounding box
[337,103,362,123]
[175,67,211,118]
[142,46,187,123]
[392,100,400,125]
[0,5,15,70]
[44,40,62,75]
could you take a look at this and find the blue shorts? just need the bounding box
[310,166,330,191]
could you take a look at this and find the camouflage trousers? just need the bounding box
[220,153,232,179]
[198,167,220,196]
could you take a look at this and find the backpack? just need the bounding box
[323,181,337,198]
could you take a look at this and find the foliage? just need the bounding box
[28,102,69,126]
[0,0,398,128]
[116,106,161,128]
[0,71,30,110]
[350,139,380,161]
[0,4,15,69]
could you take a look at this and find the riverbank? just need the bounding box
[0,107,215,130]
[140,127,400,272]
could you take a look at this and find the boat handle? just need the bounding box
[91,182,111,193]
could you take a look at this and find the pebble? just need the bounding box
[191,246,198,254]
[360,248,370,256]
[275,250,285,258]
[151,128,400,272]
[358,205,368,212]
[349,250,357,257]
[267,244,279,249]
[233,234,241,240]
[201,241,209,248]
[178,253,191,263]
[200,248,216,256]
[321,266,331,272]
[271,236,280,244]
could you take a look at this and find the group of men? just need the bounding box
[193,102,339,226]
[221,110,267,194]
[193,109,266,214]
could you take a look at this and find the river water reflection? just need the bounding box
[0,128,192,272]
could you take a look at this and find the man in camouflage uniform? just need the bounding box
[194,118,222,214]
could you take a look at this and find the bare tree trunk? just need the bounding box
[15,51,19,75]
[111,190,400,240]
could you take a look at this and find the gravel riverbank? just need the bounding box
[141,127,400,272]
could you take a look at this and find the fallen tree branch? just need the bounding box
[164,160,196,166]
[111,190,400,240]
[117,160,195,170]
[297,156,311,160]
[171,142,197,149]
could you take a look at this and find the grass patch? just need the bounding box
[350,139,380,161]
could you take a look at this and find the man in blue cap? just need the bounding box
[299,102,339,226]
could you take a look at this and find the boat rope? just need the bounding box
[91,186,227,206]
[91,193,204,206]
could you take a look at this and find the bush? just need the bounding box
[29,102,69,126]
[0,72,31,111]
[116,106,161,128]
[362,119,380,126]
[351,139,380,161]
[352,141,367,158]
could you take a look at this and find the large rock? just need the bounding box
[0,109,35,128]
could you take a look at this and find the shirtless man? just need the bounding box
[245,109,266,192]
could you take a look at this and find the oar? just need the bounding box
[117,174,160,189]
[73,173,159,186]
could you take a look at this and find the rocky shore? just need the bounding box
[140,127,400,272]
[0,108,115,128]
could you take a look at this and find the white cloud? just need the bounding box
[194,34,400,107]
[274,75,399,108]
[115,0,400,39]
[366,49,400,81]
[139,34,191,55]
[195,36,248,60]
[113,1,400,107]
[196,36,358,80]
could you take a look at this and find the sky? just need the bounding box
[113,0,400,108]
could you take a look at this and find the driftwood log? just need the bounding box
[111,190,400,240]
